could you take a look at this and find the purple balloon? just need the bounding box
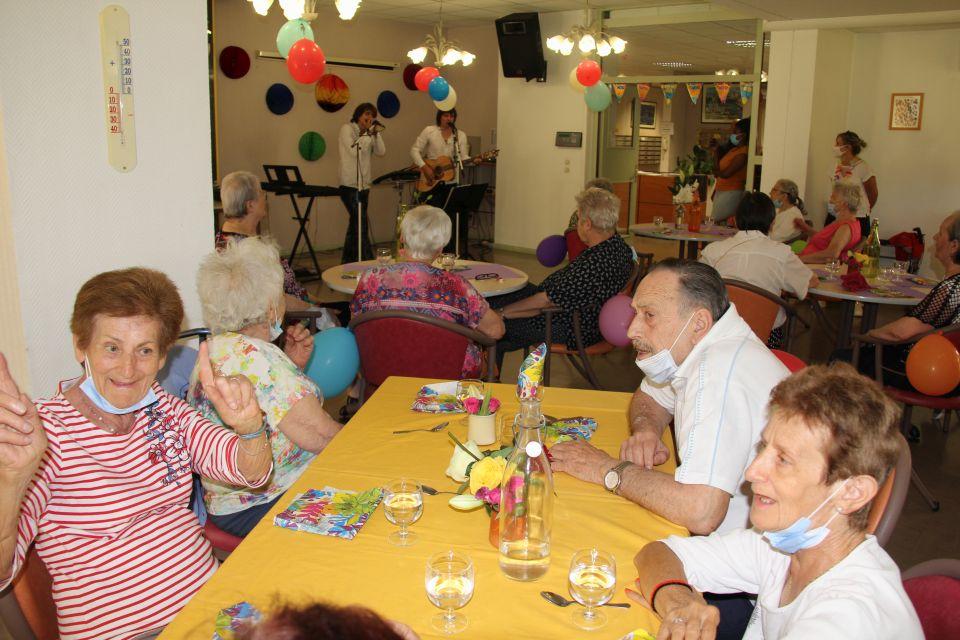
[536,235,567,267]
[599,294,636,347]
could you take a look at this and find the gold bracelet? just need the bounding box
[237,437,269,456]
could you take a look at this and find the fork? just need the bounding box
[392,421,449,435]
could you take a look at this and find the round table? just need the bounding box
[807,265,935,349]
[629,222,736,259]
[321,259,530,297]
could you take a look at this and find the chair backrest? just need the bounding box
[770,349,806,373]
[156,329,211,400]
[902,559,960,640]
[866,433,911,547]
[348,311,495,385]
[724,279,784,344]
[5,546,58,640]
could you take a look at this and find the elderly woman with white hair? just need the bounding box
[797,181,863,263]
[218,170,311,311]
[768,178,806,243]
[350,205,505,377]
[491,186,635,367]
[188,237,342,537]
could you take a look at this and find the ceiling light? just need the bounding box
[654,61,693,69]
[595,39,612,57]
[460,52,476,66]
[251,0,274,16]
[334,0,361,20]
[609,36,626,54]
[406,0,475,67]
[578,34,596,53]
[724,39,770,48]
[408,47,428,64]
[279,0,305,20]
[559,38,575,56]
[546,1,626,58]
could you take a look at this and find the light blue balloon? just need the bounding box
[277,19,314,58]
[584,83,612,112]
[428,76,450,101]
[304,327,359,398]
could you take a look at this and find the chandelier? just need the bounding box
[545,2,625,57]
[407,0,475,67]
[248,0,361,21]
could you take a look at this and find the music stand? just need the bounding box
[442,183,488,259]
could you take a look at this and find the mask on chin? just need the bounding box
[269,309,284,342]
[79,355,158,415]
[761,479,849,554]
[634,314,695,384]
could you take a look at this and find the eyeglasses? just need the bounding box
[474,273,501,281]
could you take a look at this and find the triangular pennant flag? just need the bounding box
[613,83,626,101]
[686,82,703,105]
[740,82,753,105]
[660,83,677,104]
[636,83,651,101]
[715,82,732,104]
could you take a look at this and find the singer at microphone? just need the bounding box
[337,103,386,263]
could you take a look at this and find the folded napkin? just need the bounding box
[517,343,547,400]
[411,381,464,413]
[543,417,598,445]
[213,601,261,640]
[841,271,871,292]
[274,486,383,540]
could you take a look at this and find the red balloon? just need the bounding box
[576,60,601,87]
[906,333,960,396]
[286,39,325,84]
[414,66,440,92]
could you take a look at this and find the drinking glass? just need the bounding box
[383,478,423,546]
[376,247,392,266]
[425,550,474,634]
[825,259,841,279]
[652,216,664,229]
[894,260,908,282]
[568,548,616,630]
[440,253,457,270]
[878,266,896,284]
[456,379,484,404]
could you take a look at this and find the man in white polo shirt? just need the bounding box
[551,259,789,535]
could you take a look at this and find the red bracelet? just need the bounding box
[649,579,693,616]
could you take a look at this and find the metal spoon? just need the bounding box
[540,591,630,609]
[420,484,459,495]
[392,421,449,435]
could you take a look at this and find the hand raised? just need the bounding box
[197,341,263,434]
[0,353,47,479]
[283,323,314,370]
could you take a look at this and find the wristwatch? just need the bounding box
[603,461,634,493]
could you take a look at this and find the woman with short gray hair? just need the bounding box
[798,180,864,263]
[189,237,342,537]
[350,206,505,377]
[768,178,806,243]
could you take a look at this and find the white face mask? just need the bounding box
[634,314,695,384]
[832,145,845,157]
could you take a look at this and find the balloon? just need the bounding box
[599,294,636,347]
[276,19,313,58]
[414,66,440,91]
[906,334,960,396]
[536,235,567,267]
[568,67,586,94]
[576,59,602,87]
[428,76,450,101]
[433,86,457,111]
[304,327,360,398]
[585,83,612,112]
[286,39,325,84]
[790,239,807,254]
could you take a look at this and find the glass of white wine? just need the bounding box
[425,550,474,635]
[383,478,423,547]
[825,259,842,280]
[568,548,616,630]
[376,247,392,266]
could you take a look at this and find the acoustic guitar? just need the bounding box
[416,149,499,193]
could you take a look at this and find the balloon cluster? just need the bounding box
[569,60,611,112]
[414,66,457,110]
[277,19,326,84]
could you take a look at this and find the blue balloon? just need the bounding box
[304,327,359,398]
[428,76,450,101]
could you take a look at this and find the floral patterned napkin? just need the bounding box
[274,486,383,540]
[213,601,261,640]
[543,417,598,445]
[411,381,465,413]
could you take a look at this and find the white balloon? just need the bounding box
[568,67,586,94]
[433,85,458,110]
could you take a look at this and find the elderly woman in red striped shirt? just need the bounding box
[0,268,272,640]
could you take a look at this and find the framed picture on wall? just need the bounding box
[701,85,742,123]
[889,93,923,130]
[638,101,657,129]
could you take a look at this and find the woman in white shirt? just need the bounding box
[768,179,806,243]
[829,131,877,238]
[338,102,386,263]
[631,363,922,640]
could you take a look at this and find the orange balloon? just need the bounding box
[905,334,960,396]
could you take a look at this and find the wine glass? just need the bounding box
[425,550,474,635]
[825,259,841,280]
[376,247,392,266]
[440,253,457,270]
[383,478,423,546]
[456,379,483,404]
[568,548,616,630]
[894,260,908,282]
[652,216,664,229]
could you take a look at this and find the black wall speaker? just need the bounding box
[495,13,547,82]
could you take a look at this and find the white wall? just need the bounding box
[0,1,213,394]
[495,11,590,251]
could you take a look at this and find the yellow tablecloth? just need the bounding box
[159,377,687,639]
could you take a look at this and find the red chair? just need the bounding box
[770,349,806,373]
[724,280,807,351]
[865,434,911,548]
[348,311,497,401]
[902,558,960,640]
[0,546,58,640]
[204,520,243,560]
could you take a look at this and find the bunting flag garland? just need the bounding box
[613,83,626,101]
[740,82,754,105]
[636,83,651,101]
[660,83,677,104]
[686,82,703,105]
[715,82,732,104]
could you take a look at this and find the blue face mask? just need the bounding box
[269,310,283,342]
[729,134,741,145]
[761,479,848,554]
[772,198,784,209]
[79,355,158,415]
[826,201,837,216]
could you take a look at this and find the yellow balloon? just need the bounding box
[568,67,586,94]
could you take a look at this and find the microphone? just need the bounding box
[371,120,386,133]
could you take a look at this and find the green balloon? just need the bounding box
[790,239,808,254]
[277,19,313,58]
[584,83,612,112]
[299,131,326,161]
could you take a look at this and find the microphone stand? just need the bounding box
[351,127,369,264]
[450,125,464,256]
